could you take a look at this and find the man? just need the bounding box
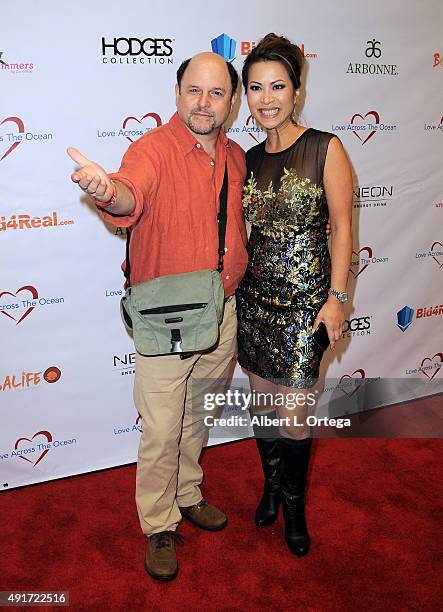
[68,52,248,581]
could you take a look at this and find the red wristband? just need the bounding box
[96,181,117,208]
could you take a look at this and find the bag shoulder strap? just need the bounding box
[217,161,228,273]
[124,160,229,287]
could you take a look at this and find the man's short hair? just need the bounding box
[176,57,239,99]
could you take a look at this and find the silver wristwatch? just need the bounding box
[328,288,348,303]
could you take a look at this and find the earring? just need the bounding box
[291,104,298,124]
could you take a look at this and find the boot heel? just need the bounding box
[256,489,281,527]
[283,497,310,556]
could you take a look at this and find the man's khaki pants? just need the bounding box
[133,296,237,536]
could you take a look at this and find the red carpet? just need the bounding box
[1,437,441,611]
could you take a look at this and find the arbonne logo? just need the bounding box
[346,39,399,76]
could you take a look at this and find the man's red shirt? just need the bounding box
[98,112,248,296]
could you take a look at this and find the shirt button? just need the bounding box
[225,275,230,280]
[210,160,215,166]
[196,143,201,149]
[224,247,228,252]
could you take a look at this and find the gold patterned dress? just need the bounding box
[236,129,334,387]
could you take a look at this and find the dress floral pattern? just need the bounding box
[236,129,334,387]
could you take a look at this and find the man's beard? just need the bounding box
[186,111,217,135]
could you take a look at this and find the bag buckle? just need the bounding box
[171,329,193,359]
[170,329,183,353]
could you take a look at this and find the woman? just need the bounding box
[236,33,353,556]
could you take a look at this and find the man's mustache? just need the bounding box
[191,109,215,117]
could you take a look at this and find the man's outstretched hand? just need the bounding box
[67,147,114,204]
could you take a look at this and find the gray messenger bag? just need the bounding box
[120,163,228,357]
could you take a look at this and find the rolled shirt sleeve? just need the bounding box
[96,136,159,228]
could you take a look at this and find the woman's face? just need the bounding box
[246,60,298,130]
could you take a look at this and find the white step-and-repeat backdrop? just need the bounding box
[1,0,442,489]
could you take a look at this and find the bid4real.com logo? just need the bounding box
[0,212,74,232]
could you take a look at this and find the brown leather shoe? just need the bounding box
[179,499,227,531]
[145,531,184,581]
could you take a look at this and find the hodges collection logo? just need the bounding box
[0,116,53,162]
[0,430,77,467]
[101,36,174,65]
[353,184,393,209]
[346,39,398,76]
[332,110,397,144]
[0,366,62,392]
[397,304,443,332]
[349,246,389,279]
[97,112,162,142]
[342,316,372,338]
[0,286,65,325]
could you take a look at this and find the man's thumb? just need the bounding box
[67,147,90,167]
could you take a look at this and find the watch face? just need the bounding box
[329,289,347,302]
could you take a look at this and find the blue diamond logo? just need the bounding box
[397,306,414,332]
[211,33,237,62]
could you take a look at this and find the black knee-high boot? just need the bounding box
[279,436,312,556]
[252,410,281,527]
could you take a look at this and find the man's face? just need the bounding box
[175,54,236,136]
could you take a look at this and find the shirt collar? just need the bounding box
[168,112,230,157]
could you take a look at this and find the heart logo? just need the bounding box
[338,368,366,397]
[14,430,53,467]
[0,285,39,324]
[122,113,162,143]
[430,241,443,269]
[0,116,25,161]
[420,353,443,380]
[245,114,264,144]
[349,246,373,278]
[350,110,380,145]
